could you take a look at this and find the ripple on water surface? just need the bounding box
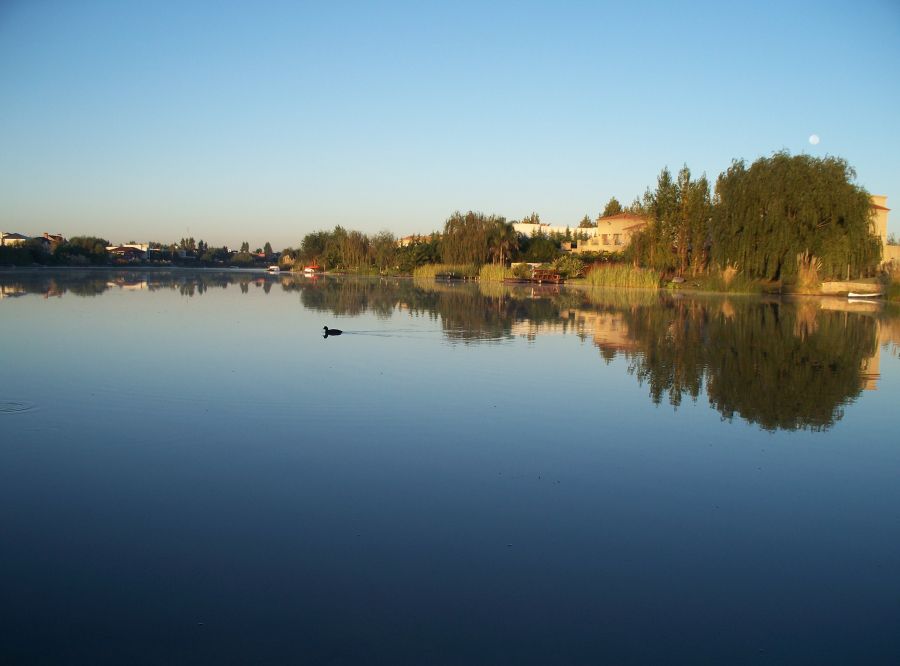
[0,401,36,414]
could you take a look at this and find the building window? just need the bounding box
[613,234,622,246]
[601,234,609,245]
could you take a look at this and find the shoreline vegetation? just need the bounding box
[2,152,898,300]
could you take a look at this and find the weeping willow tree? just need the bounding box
[441,211,510,265]
[712,152,881,280]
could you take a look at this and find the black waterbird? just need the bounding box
[323,326,343,338]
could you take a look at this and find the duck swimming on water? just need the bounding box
[323,325,343,338]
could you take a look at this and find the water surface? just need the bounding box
[2,269,899,664]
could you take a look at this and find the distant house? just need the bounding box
[871,195,899,265]
[31,233,66,253]
[1,232,29,247]
[563,213,648,254]
[108,246,147,261]
[398,234,439,247]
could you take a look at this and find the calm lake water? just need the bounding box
[1,269,899,665]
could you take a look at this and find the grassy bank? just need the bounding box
[478,264,514,282]
[412,263,479,279]
[576,264,660,289]
[672,272,767,294]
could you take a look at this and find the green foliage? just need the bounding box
[512,263,534,279]
[712,152,880,280]
[441,211,514,266]
[488,219,518,266]
[396,237,440,273]
[231,251,255,266]
[520,230,560,262]
[200,246,231,263]
[552,254,585,278]
[297,226,384,272]
[578,214,595,228]
[632,166,712,274]
[369,230,397,272]
[300,231,330,264]
[887,265,900,302]
[602,197,623,217]
[887,282,900,303]
[54,236,110,265]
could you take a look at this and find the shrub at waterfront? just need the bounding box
[478,264,513,282]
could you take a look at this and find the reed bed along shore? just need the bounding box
[478,264,514,282]
[578,264,660,289]
[412,263,479,279]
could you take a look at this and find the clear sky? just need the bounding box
[1,0,898,249]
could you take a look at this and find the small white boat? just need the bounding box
[848,291,881,299]
[267,265,280,273]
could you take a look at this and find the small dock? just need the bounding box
[531,270,564,284]
[502,270,564,284]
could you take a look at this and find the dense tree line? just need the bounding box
[3,152,880,282]
[0,236,112,266]
[285,227,404,273]
[628,152,882,281]
[290,214,600,274]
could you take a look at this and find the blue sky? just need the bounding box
[1,0,898,248]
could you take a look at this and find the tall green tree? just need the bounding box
[578,214,595,228]
[369,231,397,272]
[488,219,518,266]
[441,211,506,265]
[712,152,880,280]
[300,231,330,265]
[521,231,560,262]
[323,226,348,269]
[635,166,711,274]
[602,197,623,217]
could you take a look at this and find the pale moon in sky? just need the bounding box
[809,134,820,145]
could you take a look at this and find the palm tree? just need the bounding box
[489,220,518,267]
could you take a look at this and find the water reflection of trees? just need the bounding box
[2,270,891,431]
[286,277,885,430]
[0,269,269,298]
[618,299,878,431]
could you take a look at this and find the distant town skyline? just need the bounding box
[1,0,898,248]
